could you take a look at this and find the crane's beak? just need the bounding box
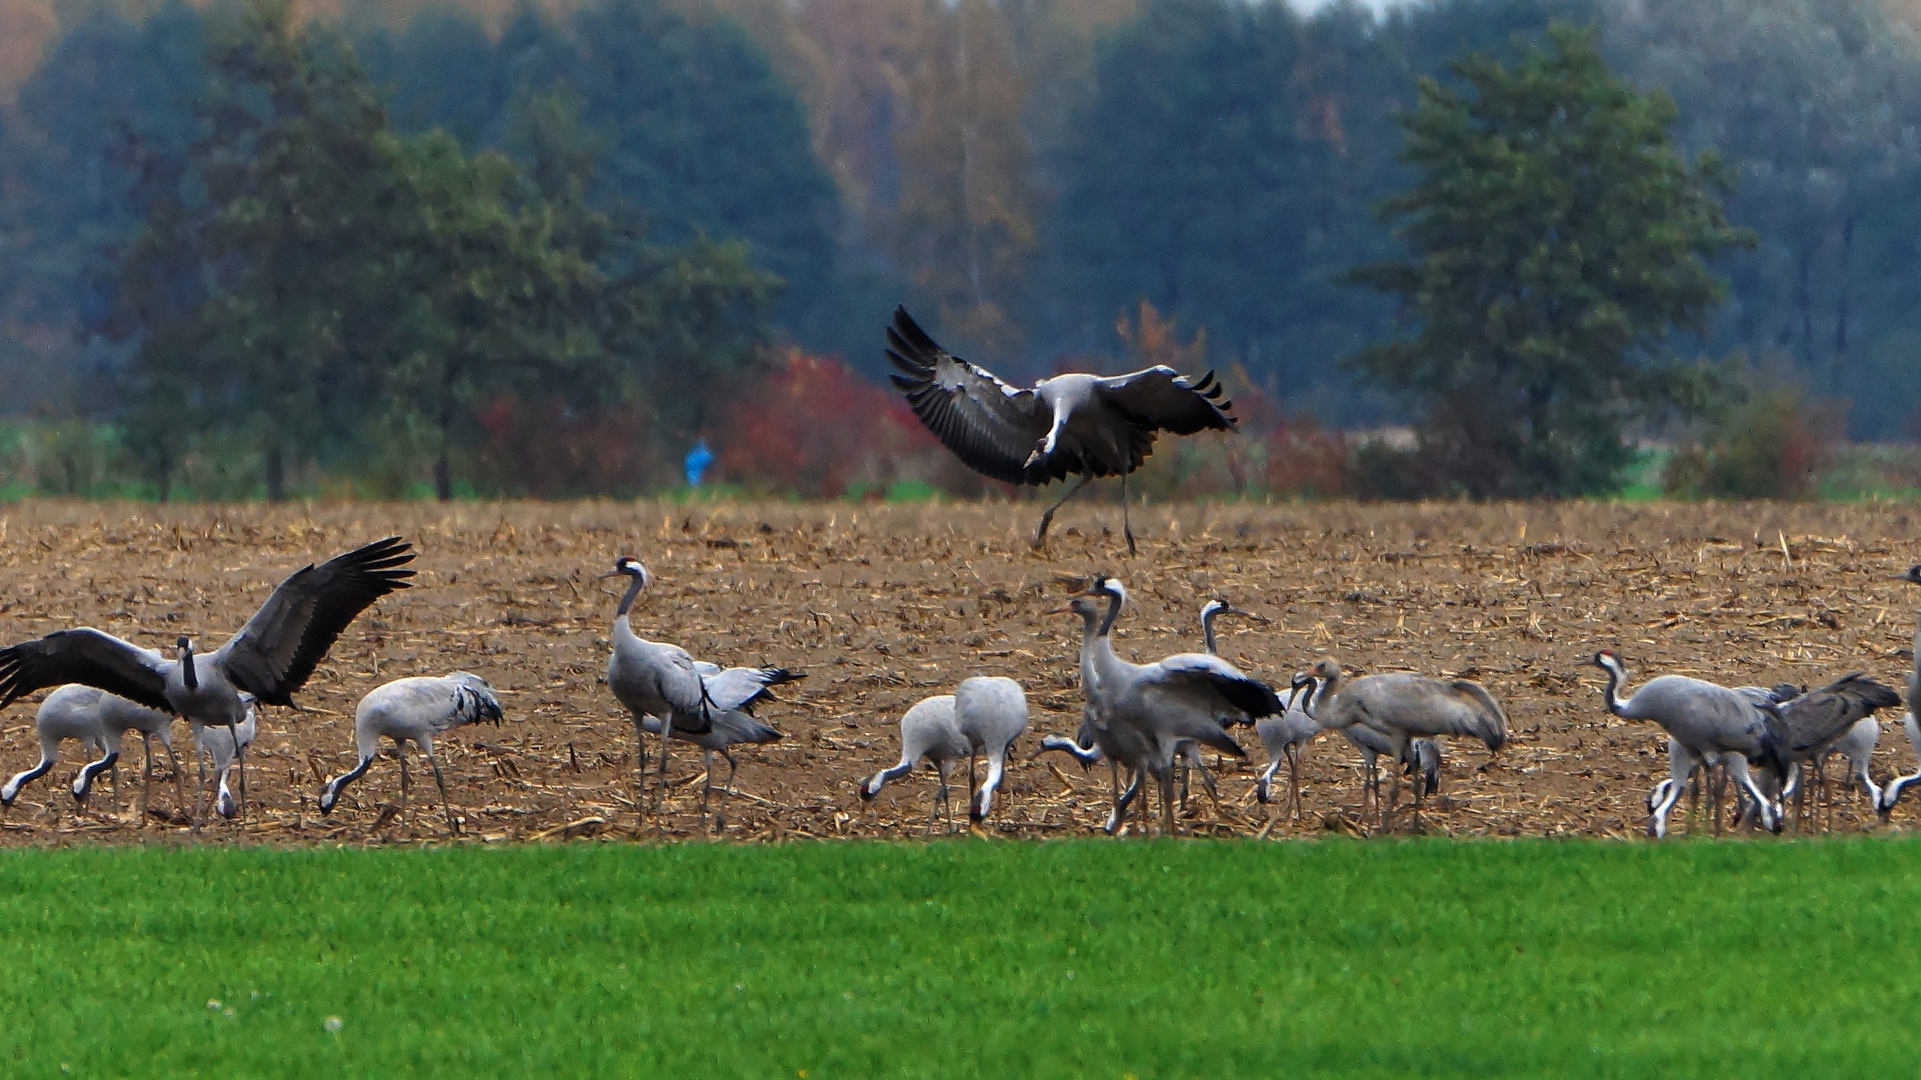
[1043,604,1075,616]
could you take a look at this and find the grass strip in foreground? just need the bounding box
[1,838,1917,1078]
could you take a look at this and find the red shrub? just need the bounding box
[715,349,959,498]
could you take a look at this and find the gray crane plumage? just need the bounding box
[1590,650,1789,837]
[886,307,1234,554]
[602,556,715,819]
[859,694,972,833]
[1077,578,1271,835]
[318,672,503,834]
[0,536,413,756]
[2,684,181,816]
[956,675,1029,822]
[1300,657,1506,829]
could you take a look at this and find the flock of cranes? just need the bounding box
[3,311,1921,840]
[0,529,1919,841]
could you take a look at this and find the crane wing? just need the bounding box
[885,307,1056,485]
[0,628,172,713]
[1778,672,1900,753]
[213,537,416,706]
[703,666,805,713]
[1145,654,1285,720]
[1093,366,1236,436]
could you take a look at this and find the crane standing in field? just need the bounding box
[318,672,504,835]
[638,661,800,824]
[1589,650,1790,838]
[0,537,415,828]
[1300,658,1507,831]
[1076,577,1278,835]
[885,307,1236,555]
[600,556,803,827]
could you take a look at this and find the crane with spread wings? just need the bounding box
[886,307,1235,554]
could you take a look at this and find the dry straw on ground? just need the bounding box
[1,497,1918,845]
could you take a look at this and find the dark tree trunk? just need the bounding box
[265,442,286,502]
[434,451,452,501]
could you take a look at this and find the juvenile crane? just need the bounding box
[0,537,415,801]
[318,672,504,834]
[2,685,182,819]
[1300,658,1507,830]
[886,307,1235,554]
[859,694,971,834]
[1589,649,1789,838]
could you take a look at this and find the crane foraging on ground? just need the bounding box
[0,537,414,827]
[885,306,1235,555]
[1299,658,1507,831]
[860,694,971,834]
[2,685,182,821]
[1589,650,1790,838]
[318,673,504,834]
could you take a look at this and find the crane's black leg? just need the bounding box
[1287,744,1302,822]
[1120,474,1136,557]
[656,714,674,828]
[163,739,185,823]
[428,755,458,836]
[1033,474,1093,549]
[138,732,154,825]
[699,749,715,828]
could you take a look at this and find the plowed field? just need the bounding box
[2,498,1919,844]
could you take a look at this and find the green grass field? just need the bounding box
[3,838,1918,1078]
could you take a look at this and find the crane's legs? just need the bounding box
[655,714,674,829]
[1105,770,1143,834]
[1158,764,1178,836]
[164,739,185,824]
[427,755,458,836]
[1120,474,1136,557]
[698,749,715,829]
[1032,475,1093,549]
[631,718,648,837]
[137,732,153,826]
[1287,744,1302,822]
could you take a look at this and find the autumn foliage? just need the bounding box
[714,349,976,498]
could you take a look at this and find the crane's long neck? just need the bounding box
[1098,588,1123,638]
[1600,659,1632,716]
[1076,610,1102,696]
[1201,609,1220,656]
[615,571,646,618]
[180,644,198,691]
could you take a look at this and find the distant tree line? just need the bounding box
[1,0,1919,498]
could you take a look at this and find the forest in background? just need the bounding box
[1,0,1919,501]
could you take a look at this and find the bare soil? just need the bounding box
[2,497,1919,845]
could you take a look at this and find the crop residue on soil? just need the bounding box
[0,498,1917,844]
